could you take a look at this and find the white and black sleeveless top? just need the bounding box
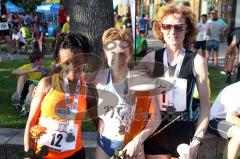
[153,48,197,119]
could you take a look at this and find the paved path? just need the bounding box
[0,53,52,61]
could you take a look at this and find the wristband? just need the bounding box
[193,136,203,145]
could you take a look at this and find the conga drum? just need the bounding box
[123,75,173,147]
[123,83,155,147]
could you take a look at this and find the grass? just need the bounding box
[0,58,97,131]
[0,58,237,130]
[208,66,237,103]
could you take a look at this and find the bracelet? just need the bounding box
[192,136,203,145]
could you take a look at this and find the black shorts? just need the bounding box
[144,119,195,157]
[208,118,233,139]
[21,80,34,100]
[195,40,206,50]
[19,41,25,47]
[0,29,10,36]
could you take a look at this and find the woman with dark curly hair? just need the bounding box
[139,3,210,159]
[24,32,91,159]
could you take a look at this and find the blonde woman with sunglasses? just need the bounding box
[90,28,161,159]
[138,3,210,159]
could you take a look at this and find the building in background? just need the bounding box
[137,0,238,25]
[113,0,131,16]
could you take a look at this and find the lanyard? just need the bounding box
[108,69,129,95]
[105,69,133,121]
[163,49,185,105]
[63,74,81,132]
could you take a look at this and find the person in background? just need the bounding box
[0,0,11,51]
[39,22,46,52]
[11,27,26,54]
[32,23,40,52]
[11,52,45,112]
[139,14,148,37]
[62,15,70,33]
[58,4,68,28]
[206,10,226,65]
[135,30,148,57]
[122,13,132,33]
[115,15,123,29]
[224,20,240,84]
[208,81,240,159]
[48,21,57,37]
[20,23,30,39]
[195,14,208,57]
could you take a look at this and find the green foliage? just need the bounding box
[45,0,60,3]
[12,0,44,13]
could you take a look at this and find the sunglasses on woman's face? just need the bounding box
[161,24,187,32]
[104,40,132,51]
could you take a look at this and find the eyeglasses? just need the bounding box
[104,40,132,51]
[161,24,187,32]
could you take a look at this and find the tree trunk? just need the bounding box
[63,0,114,56]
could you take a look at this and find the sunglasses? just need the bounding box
[161,24,187,32]
[104,40,132,51]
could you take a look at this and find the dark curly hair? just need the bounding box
[50,32,92,62]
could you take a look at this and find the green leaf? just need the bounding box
[37,146,49,158]
[17,151,26,158]
[24,148,35,158]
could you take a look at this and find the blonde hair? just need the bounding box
[153,3,198,44]
[102,27,133,51]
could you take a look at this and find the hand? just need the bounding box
[189,139,201,159]
[119,136,142,159]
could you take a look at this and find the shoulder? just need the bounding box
[194,53,205,67]
[222,82,240,95]
[214,82,240,108]
[193,53,207,77]
[18,63,32,70]
[35,76,52,94]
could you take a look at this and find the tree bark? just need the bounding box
[63,0,114,56]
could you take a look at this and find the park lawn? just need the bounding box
[0,58,97,131]
[0,59,237,130]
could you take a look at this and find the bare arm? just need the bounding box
[12,67,38,76]
[24,77,51,151]
[135,96,161,143]
[193,54,211,139]
[122,95,161,157]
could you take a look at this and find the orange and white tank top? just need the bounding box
[37,73,87,159]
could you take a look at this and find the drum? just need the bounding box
[123,75,173,147]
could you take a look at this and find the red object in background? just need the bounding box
[58,8,68,26]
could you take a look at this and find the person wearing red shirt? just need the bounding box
[58,4,68,28]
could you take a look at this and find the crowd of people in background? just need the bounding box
[0,1,69,54]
